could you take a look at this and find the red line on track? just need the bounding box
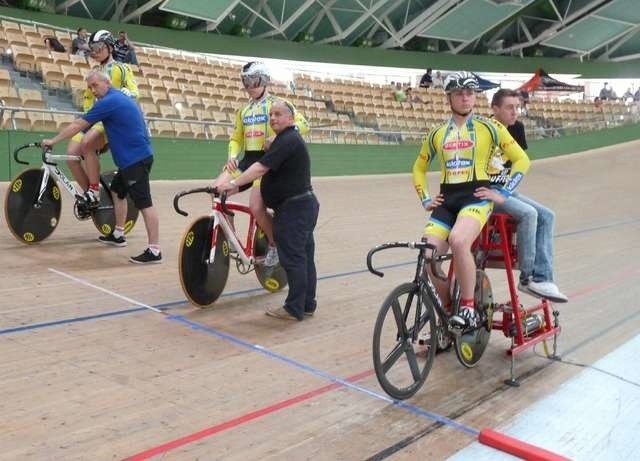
[123,369,375,460]
[568,268,640,301]
[124,267,640,460]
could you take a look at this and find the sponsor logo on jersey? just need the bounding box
[504,171,523,192]
[246,130,264,138]
[489,171,510,184]
[445,157,473,169]
[443,139,473,150]
[243,114,268,125]
[500,138,516,149]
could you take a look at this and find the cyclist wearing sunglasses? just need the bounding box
[65,29,139,217]
[213,61,309,267]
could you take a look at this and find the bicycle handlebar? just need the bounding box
[13,142,43,165]
[173,187,232,217]
[366,241,450,280]
[366,241,435,277]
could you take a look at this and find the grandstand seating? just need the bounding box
[0,18,637,143]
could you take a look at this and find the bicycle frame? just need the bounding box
[37,154,85,205]
[209,200,259,267]
[173,187,261,267]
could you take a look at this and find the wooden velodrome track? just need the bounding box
[1,140,639,460]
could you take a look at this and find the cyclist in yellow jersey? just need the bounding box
[65,30,139,208]
[412,72,530,329]
[213,62,309,266]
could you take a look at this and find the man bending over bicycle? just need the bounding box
[66,30,139,210]
[412,72,530,328]
[212,62,309,266]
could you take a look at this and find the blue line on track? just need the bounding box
[168,313,480,437]
[0,262,411,336]
[2,217,638,336]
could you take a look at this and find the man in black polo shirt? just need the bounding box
[218,100,320,321]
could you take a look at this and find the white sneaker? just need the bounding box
[84,190,99,210]
[527,280,568,303]
[264,245,279,267]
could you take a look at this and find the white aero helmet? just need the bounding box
[89,29,115,50]
[240,61,270,89]
[444,71,480,93]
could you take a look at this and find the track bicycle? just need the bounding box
[4,142,139,244]
[366,213,561,400]
[173,187,287,307]
[367,241,493,400]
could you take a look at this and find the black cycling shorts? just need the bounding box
[110,156,154,210]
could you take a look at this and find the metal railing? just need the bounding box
[1,103,639,145]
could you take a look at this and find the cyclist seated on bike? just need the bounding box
[212,61,309,267]
[65,29,139,210]
[412,72,530,329]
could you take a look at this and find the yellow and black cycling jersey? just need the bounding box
[82,60,139,112]
[412,115,530,206]
[228,94,309,159]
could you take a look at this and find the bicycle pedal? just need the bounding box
[74,201,92,220]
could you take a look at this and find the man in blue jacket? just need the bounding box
[42,69,161,264]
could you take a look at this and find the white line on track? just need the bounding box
[48,267,164,314]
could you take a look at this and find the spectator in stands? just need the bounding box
[64,30,138,214]
[622,87,634,102]
[519,89,530,115]
[432,71,444,89]
[634,88,640,102]
[112,30,138,65]
[393,83,407,102]
[475,88,568,302]
[218,100,319,321]
[44,36,66,53]
[212,62,309,267]
[419,68,433,88]
[72,27,90,57]
[405,87,423,106]
[42,70,161,264]
[594,96,603,108]
[302,86,313,98]
[599,82,614,100]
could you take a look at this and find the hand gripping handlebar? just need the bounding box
[173,187,232,217]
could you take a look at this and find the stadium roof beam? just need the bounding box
[599,26,640,60]
[121,0,165,24]
[308,0,341,36]
[316,0,390,44]
[238,1,282,34]
[56,0,93,18]
[256,0,318,39]
[494,0,609,56]
[380,0,457,49]
[110,0,128,22]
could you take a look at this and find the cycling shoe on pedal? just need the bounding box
[449,306,480,329]
[83,190,100,210]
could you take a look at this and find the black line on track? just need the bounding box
[365,361,552,460]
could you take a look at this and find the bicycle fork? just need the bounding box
[210,212,253,267]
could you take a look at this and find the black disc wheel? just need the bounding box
[454,269,494,368]
[92,171,139,236]
[179,216,230,307]
[253,227,288,293]
[4,168,61,244]
[372,283,437,400]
